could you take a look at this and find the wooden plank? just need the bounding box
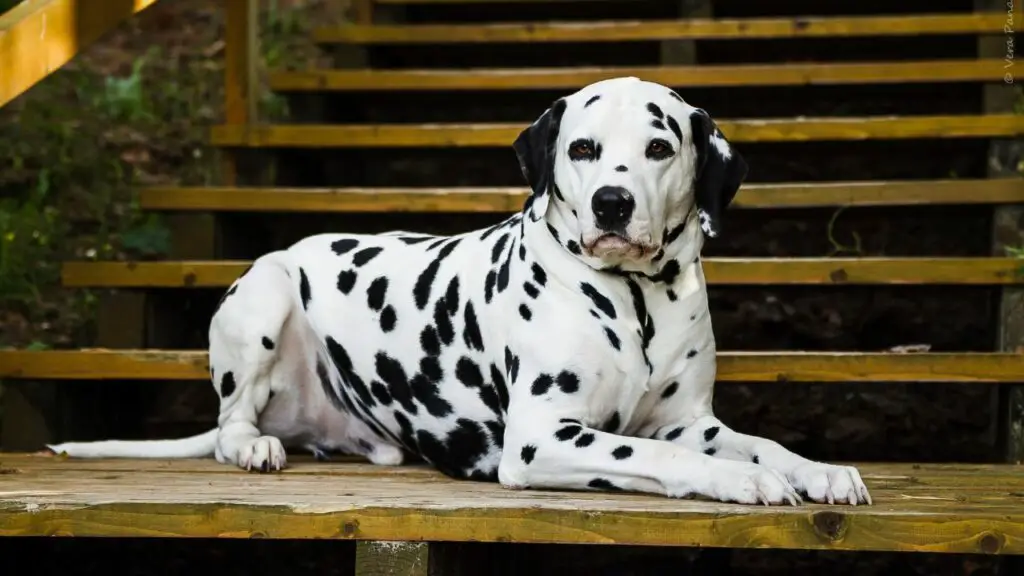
[313,13,1008,45]
[209,115,1024,148]
[0,0,160,108]
[2,349,1022,383]
[139,179,1024,213]
[355,542,429,576]
[221,0,259,186]
[1,458,1023,553]
[269,59,1009,92]
[59,258,1024,288]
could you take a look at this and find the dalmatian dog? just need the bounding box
[49,77,871,506]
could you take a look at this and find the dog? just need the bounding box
[49,77,871,506]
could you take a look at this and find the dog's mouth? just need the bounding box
[582,233,657,260]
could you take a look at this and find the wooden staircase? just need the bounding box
[2,0,1024,570]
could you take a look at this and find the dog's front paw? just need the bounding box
[788,462,871,505]
[706,462,802,506]
[238,436,287,472]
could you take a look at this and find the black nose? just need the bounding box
[591,186,635,230]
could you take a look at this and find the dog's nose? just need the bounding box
[591,186,635,230]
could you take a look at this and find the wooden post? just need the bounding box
[350,0,373,24]
[355,541,428,576]
[977,0,1024,464]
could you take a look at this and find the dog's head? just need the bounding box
[514,77,747,269]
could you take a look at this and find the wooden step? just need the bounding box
[210,115,1024,148]
[0,454,1022,552]
[59,258,1024,289]
[268,59,1007,92]
[139,179,1024,213]
[313,14,1007,44]
[1,349,1022,382]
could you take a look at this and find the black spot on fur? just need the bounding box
[752,455,760,464]
[575,433,595,448]
[504,347,514,374]
[331,238,359,255]
[220,371,236,397]
[590,310,600,319]
[510,355,520,384]
[456,357,485,389]
[299,268,312,309]
[413,239,461,309]
[352,246,383,267]
[519,304,532,321]
[555,424,582,441]
[523,281,540,299]
[585,94,601,107]
[588,478,622,491]
[261,336,274,350]
[367,276,388,311]
[420,325,441,356]
[426,237,448,251]
[615,165,627,172]
[433,297,455,346]
[546,223,561,243]
[603,327,621,350]
[666,115,683,143]
[686,349,698,359]
[557,371,580,394]
[603,411,621,434]
[704,447,717,456]
[419,356,444,383]
[444,276,461,316]
[379,306,397,332]
[485,420,504,449]
[411,372,454,418]
[665,222,687,246]
[612,445,634,460]
[375,351,418,415]
[327,337,376,409]
[667,289,678,301]
[566,240,582,255]
[484,270,497,303]
[651,119,666,131]
[490,363,510,412]
[491,234,510,264]
[268,390,275,400]
[661,381,679,399]
[704,427,720,442]
[370,380,393,405]
[666,426,684,441]
[444,418,491,478]
[669,90,684,102]
[518,243,526,261]
[651,259,681,285]
[496,243,514,293]
[646,102,664,119]
[462,301,484,351]
[531,374,553,396]
[477,384,503,418]
[213,284,238,314]
[398,235,434,245]
[580,282,616,319]
[531,263,547,286]
[337,270,357,294]
[521,444,537,464]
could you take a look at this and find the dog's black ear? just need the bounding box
[513,98,566,221]
[689,108,748,238]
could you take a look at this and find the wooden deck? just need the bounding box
[0,454,1021,554]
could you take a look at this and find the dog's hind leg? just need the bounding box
[208,253,297,472]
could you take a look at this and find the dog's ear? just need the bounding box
[513,98,566,222]
[689,108,748,238]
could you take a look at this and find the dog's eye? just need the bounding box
[645,139,674,160]
[568,139,597,161]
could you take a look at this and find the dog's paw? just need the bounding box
[238,436,287,472]
[788,462,871,505]
[707,462,802,506]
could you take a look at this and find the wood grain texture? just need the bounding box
[313,13,1008,44]
[355,542,428,576]
[0,456,1022,553]
[138,179,1024,213]
[269,59,1009,91]
[59,258,1024,288]
[1,349,1021,382]
[209,115,1024,148]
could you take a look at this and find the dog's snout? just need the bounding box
[591,186,635,230]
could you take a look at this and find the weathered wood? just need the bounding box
[0,0,160,108]
[350,0,374,24]
[0,456,1022,553]
[221,0,259,187]
[268,59,1010,92]
[137,179,1024,213]
[2,349,1022,383]
[355,541,428,576]
[209,115,1024,148]
[59,257,1024,288]
[313,13,1008,45]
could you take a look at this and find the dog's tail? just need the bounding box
[46,428,218,459]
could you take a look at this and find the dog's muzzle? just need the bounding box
[591,186,635,231]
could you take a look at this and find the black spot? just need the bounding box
[261,336,274,350]
[531,374,553,396]
[690,314,697,321]
[434,297,455,345]
[352,246,383,267]
[651,259,681,285]
[518,243,526,260]
[661,381,679,399]
[523,281,540,299]
[426,237,448,251]
[667,289,678,301]
[331,238,359,255]
[411,373,454,418]
[704,426,720,442]
[666,115,683,143]
[704,448,717,456]
[496,243,513,293]
[521,444,537,464]
[669,90,684,102]
[603,411,621,434]
[519,304,532,321]
[490,363,509,411]
[584,94,601,107]
[646,102,665,119]
[419,356,444,382]
[589,310,600,319]
[443,418,491,477]
[462,301,484,351]
[612,445,634,460]
[555,424,582,441]
[574,433,595,448]
[491,234,510,264]
[546,223,561,242]
[413,239,461,309]
[603,327,621,350]
[686,349,698,359]
[566,240,582,255]
[485,420,504,449]
[444,276,461,316]
[299,268,312,309]
[375,351,417,415]
[651,119,666,131]
[455,357,485,388]
[504,347,514,374]
[531,263,547,286]
[379,306,397,332]
[510,355,521,384]
[484,270,497,303]
[367,276,388,311]
[665,426,684,441]
[588,478,622,491]
[752,455,760,464]
[398,235,434,245]
[560,417,581,424]
[370,380,392,405]
[268,390,275,400]
[337,270,357,294]
[552,183,565,202]
[580,282,616,319]
[615,165,627,172]
[420,325,441,356]
[480,220,504,241]
[327,337,375,409]
[665,221,687,246]
[556,371,580,394]
[477,384,503,417]
[213,284,238,314]
[220,371,236,397]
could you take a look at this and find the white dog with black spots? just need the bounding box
[50,77,871,506]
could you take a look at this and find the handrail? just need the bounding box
[0,0,160,109]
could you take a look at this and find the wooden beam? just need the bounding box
[210,115,1024,148]
[59,258,1024,288]
[313,13,1008,45]
[269,59,1009,92]
[1,349,1022,383]
[355,542,428,576]
[0,0,160,108]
